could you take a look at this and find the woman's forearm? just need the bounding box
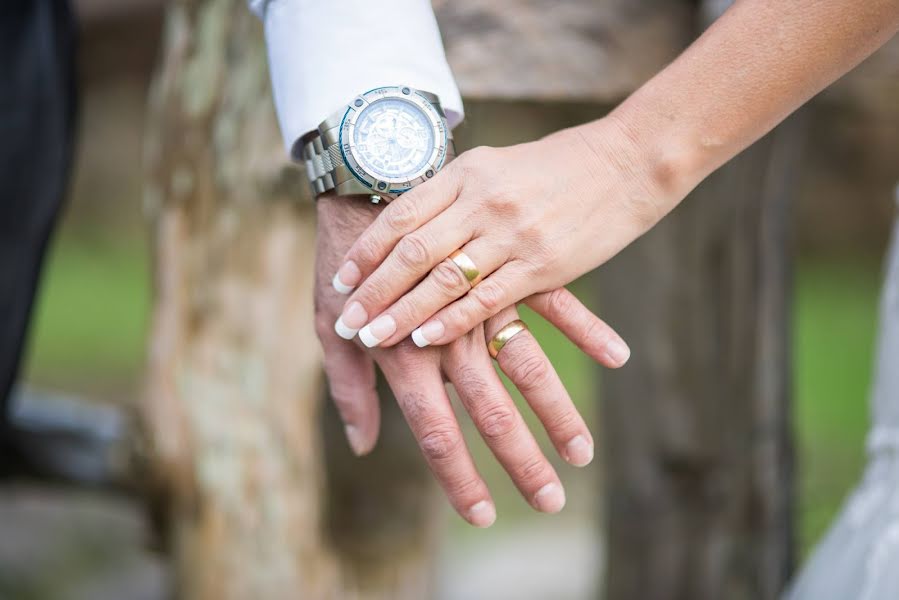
[603,0,899,203]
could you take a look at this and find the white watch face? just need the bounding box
[352,98,436,180]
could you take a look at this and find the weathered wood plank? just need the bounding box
[596,112,803,600]
[435,0,693,101]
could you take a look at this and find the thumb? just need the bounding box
[320,334,380,456]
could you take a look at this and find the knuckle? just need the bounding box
[516,456,551,486]
[477,404,518,441]
[546,409,581,436]
[431,260,469,294]
[356,277,392,308]
[471,280,505,314]
[386,300,417,330]
[452,366,490,403]
[515,225,543,248]
[398,390,429,421]
[448,475,484,499]
[419,422,463,462]
[352,237,382,269]
[580,317,604,345]
[385,200,418,232]
[545,288,575,321]
[486,193,521,219]
[392,338,426,362]
[580,317,614,356]
[395,233,433,270]
[505,352,551,392]
[518,227,554,265]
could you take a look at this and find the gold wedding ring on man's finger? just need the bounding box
[448,249,483,288]
[488,320,529,359]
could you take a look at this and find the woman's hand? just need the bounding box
[317,193,630,526]
[330,117,683,351]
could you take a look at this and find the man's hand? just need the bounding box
[315,194,629,527]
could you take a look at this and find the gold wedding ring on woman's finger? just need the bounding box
[488,320,529,359]
[448,249,483,288]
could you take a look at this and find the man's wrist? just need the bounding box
[316,194,382,247]
[317,193,382,220]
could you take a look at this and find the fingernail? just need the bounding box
[334,317,360,340]
[337,301,368,335]
[534,482,566,514]
[604,339,631,367]
[359,315,396,348]
[411,320,445,348]
[344,424,367,456]
[467,500,497,528]
[333,261,361,294]
[565,435,594,467]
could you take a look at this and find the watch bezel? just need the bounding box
[339,86,448,196]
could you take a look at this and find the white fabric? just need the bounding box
[250,0,464,157]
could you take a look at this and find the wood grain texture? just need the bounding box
[434,0,693,101]
[596,113,803,600]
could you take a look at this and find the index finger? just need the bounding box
[332,164,462,294]
[377,343,496,528]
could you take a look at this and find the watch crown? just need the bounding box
[370,194,382,204]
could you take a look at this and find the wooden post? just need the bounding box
[439,3,798,598]
[597,115,803,600]
[141,2,440,598]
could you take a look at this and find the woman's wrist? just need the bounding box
[584,110,707,215]
[544,114,700,237]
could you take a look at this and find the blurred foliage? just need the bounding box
[22,229,882,555]
[794,258,881,554]
[23,229,150,393]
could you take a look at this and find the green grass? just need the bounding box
[794,258,881,554]
[21,230,883,553]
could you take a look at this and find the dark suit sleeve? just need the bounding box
[0,0,77,422]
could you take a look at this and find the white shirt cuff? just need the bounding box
[253,0,464,158]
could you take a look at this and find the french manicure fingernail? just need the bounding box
[333,261,361,294]
[411,320,445,348]
[411,328,429,348]
[534,482,566,514]
[337,301,368,335]
[565,435,594,467]
[334,317,360,340]
[467,500,497,528]
[344,424,367,456]
[359,315,397,348]
[604,339,631,367]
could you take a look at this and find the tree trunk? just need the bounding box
[597,115,803,600]
[141,2,440,598]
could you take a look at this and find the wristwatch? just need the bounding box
[300,85,455,204]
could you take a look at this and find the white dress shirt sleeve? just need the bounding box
[250,0,464,158]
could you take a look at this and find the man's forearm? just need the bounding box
[602,0,899,204]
